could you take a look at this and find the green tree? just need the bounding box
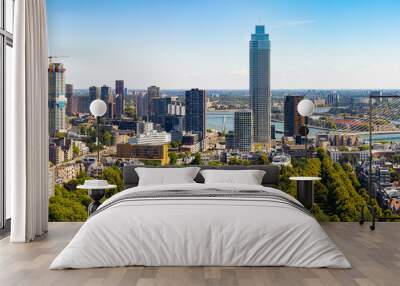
[169,152,178,165]
[124,106,137,119]
[192,152,202,165]
[208,161,224,167]
[49,185,88,222]
[102,131,113,146]
[102,166,124,198]
[72,144,80,157]
[55,131,66,139]
[170,141,181,148]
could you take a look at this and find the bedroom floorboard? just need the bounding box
[0,222,399,286]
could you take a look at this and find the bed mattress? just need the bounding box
[50,183,351,269]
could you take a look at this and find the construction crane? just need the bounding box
[48,56,69,63]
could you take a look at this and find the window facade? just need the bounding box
[0,0,13,230]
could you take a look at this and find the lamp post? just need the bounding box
[297,99,315,158]
[89,99,107,164]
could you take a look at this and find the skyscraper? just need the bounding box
[100,85,112,103]
[185,88,207,141]
[100,85,113,118]
[250,25,271,148]
[234,110,253,152]
[284,95,305,137]
[89,86,100,102]
[136,93,148,120]
[115,80,125,118]
[48,63,67,134]
[65,83,74,116]
[147,85,160,121]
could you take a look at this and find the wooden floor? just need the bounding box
[0,222,399,286]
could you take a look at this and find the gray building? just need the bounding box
[48,63,67,134]
[115,80,125,118]
[234,110,253,152]
[185,88,207,140]
[147,85,160,121]
[249,25,271,148]
[136,93,148,120]
[65,84,74,116]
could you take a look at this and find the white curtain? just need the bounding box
[7,0,49,242]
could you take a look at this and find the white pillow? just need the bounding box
[135,167,201,186]
[200,169,265,185]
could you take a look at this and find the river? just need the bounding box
[207,111,400,142]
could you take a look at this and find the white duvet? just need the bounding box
[50,183,351,269]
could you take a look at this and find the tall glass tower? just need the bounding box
[249,25,271,148]
[48,63,67,134]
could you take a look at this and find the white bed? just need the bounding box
[50,183,351,269]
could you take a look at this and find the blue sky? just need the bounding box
[47,0,400,89]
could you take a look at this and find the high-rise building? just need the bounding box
[115,80,125,118]
[48,63,67,134]
[327,92,340,106]
[100,85,112,103]
[100,85,113,118]
[65,84,74,116]
[249,25,271,148]
[147,85,160,120]
[136,93,148,120]
[284,95,305,137]
[185,88,207,141]
[234,110,253,152]
[77,96,91,113]
[152,97,172,124]
[225,131,235,150]
[89,86,100,103]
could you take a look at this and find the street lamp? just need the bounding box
[297,99,315,158]
[89,99,107,165]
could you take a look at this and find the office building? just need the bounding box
[115,80,124,117]
[128,130,171,145]
[117,143,169,165]
[136,93,148,120]
[152,97,172,124]
[226,131,235,150]
[165,115,184,132]
[151,97,185,126]
[250,25,271,148]
[284,96,305,137]
[48,63,67,134]
[147,85,160,120]
[136,121,154,134]
[271,125,276,140]
[77,96,91,113]
[89,86,100,102]
[185,88,207,140]
[100,85,112,103]
[234,110,253,152]
[327,92,340,106]
[65,84,74,116]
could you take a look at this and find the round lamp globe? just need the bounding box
[297,99,315,117]
[90,99,107,117]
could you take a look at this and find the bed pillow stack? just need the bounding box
[200,169,265,185]
[135,167,201,186]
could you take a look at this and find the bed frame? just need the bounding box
[122,165,281,189]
